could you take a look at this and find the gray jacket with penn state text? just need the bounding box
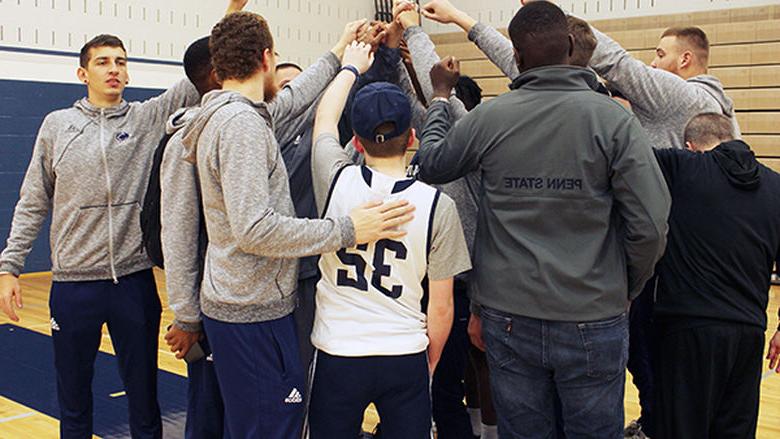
[0,80,198,281]
[417,66,671,322]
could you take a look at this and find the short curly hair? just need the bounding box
[210,12,274,81]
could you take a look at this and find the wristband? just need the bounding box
[340,65,360,79]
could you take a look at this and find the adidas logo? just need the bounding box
[284,388,303,404]
[50,318,60,331]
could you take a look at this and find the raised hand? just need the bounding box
[342,41,375,74]
[393,0,420,30]
[0,273,22,322]
[358,21,389,50]
[333,19,369,58]
[430,56,461,98]
[420,0,461,24]
[350,200,416,244]
[421,0,476,32]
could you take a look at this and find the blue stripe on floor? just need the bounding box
[0,324,187,438]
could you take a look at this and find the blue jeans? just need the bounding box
[481,307,628,439]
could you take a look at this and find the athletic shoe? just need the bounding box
[624,420,649,438]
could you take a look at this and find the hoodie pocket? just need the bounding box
[55,202,143,270]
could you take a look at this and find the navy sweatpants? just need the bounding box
[49,269,162,439]
[202,313,305,439]
[308,351,431,439]
[185,335,225,439]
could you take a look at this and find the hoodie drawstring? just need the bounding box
[99,109,119,284]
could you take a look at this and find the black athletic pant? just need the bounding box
[654,320,764,439]
[627,286,655,436]
[432,281,473,438]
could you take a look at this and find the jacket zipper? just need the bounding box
[99,109,119,284]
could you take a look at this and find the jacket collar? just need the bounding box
[73,97,130,119]
[510,65,602,93]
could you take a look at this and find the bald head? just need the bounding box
[684,113,736,152]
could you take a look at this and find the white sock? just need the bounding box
[467,408,481,436]
[481,423,498,439]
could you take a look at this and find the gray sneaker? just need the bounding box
[624,420,649,439]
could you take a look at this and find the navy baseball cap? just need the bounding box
[351,82,412,144]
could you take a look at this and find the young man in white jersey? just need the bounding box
[307,42,472,438]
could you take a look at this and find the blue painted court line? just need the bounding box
[0,324,188,438]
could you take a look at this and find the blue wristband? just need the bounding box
[340,65,360,79]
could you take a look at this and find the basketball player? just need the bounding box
[306,42,471,438]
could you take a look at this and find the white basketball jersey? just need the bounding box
[311,165,441,357]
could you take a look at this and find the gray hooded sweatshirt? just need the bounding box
[161,51,343,329]
[466,21,741,150]
[179,90,355,324]
[0,80,198,281]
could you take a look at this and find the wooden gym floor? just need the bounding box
[0,269,778,438]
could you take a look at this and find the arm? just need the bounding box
[426,194,472,371]
[160,136,203,332]
[312,42,375,213]
[160,136,204,358]
[0,115,56,321]
[467,23,519,80]
[588,25,692,119]
[417,100,482,184]
[427,277,454,373]
[219,112,354,258]
[419,0,518,79]
[610,116,672,299]
[271,51,341,144]
[403,25,468,120]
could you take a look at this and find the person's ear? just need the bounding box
[513,47,522,70]
[685,141,697,152]
[407,128,417,148]
[567,33,575,58]
[77,66,88,84]
[680,50,693,71]
[209,69,221,88]
[262,48,274,72]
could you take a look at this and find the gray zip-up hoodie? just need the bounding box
[465,21,740,150]
[180,90,355,323]
[417,66,671,322]
[0,80,198,281]
[161,51,343,329]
